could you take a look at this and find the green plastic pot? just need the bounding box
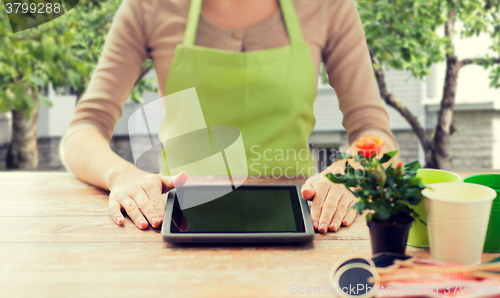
[464,174,500,252]
[407,169,461,248]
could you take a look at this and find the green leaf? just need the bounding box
[42,36,56,61]
[404,160,421,173]
[408,177,422,187]
[378,150,399,163]
[395,200,411,208]
[355,168,365,179]
[401,47,412,61]
[364,158,379,168]
[130,91,143,104]
[376,206,391,220]
[30,76,45,87]
[39,94,52,108]
[407,195,423,205]
[325,173,344,184]
[353,201,365,214]
[23,94,35,110]
[337,152,352,160]
[345,161,354,173]
[385,163,395,175]
[344,178,362,188]
[67,70,81,88]
[62,30,74,44]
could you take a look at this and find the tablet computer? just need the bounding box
[161,185,314,244]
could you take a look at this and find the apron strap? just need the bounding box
[183,0,305,46]
[278,0,305,44]
[183,0,203,46]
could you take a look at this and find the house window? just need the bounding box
[309,144,339,173]
[54,86,77,96]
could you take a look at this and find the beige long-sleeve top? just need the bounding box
[64,0,397,156]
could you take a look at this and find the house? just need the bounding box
[0,64,498,171]
[311,62,500,171]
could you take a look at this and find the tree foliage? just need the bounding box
[360,0,448,79]
[0,3,75,116]
[357,0,500,169]
[360,0,500,83]
[0,0,155,118]
[61,0,156,99]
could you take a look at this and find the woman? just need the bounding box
[61,0,398,234]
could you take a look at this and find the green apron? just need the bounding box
[159,0,317,178]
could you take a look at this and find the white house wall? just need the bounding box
[38,95,76,137]
[313,67,425,132]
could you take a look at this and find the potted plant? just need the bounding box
[326,136,425,255]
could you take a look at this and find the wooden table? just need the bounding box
[1,172,498,298]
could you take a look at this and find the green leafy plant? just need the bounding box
[326,147,425,224]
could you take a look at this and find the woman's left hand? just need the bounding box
[301,170,358,234]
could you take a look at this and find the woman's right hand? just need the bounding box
[107,169,188,229]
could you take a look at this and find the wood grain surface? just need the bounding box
[0,171,498,298]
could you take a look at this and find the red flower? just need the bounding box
[354,136,386,159]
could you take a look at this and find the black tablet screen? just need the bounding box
[170,186,304,233]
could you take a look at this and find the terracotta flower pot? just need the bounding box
[367,218,412,255]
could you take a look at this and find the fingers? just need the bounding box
[121,196,149,229]
[160,171,188,193]
[301,178,316,200]
[309,178,331,231]
[142,180,165,220]
[133,189,162,228]
[327,191,352,232]
[108,171,189,230]
[304,176,358,234]
[110,189,159,230]
[109,199,125,225]
[317,187,342,233]
[342,208,357,227]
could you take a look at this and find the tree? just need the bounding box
[358,0,500,169]
[0,4,79,169]
[0,0,155,169]
[61,0,155,102]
